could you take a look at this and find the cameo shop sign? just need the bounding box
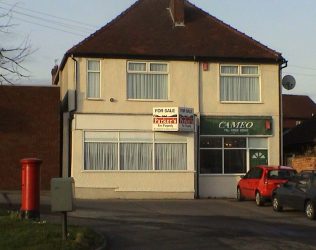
[200,116,273,136]
[153,107,194,132]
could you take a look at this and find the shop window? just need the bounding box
[224,137,246,148]
[248,138,267,148]
[120,143,153,170]
[223,137,246,173]
[84,131,187,171]
[200,137,222,148]
[155,143,186,170]
[84,132,118,170]
[200,136,268,174]
[127,61,169,100]
[220,65,260,102]
[84,142,118,170]
[224,149,246,174]
[200,149,222,174]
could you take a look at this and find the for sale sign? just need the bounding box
[153,107,194,132]
[179,107,194,131]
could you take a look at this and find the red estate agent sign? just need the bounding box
[153,117,178,124]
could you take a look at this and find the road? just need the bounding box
[61,199,316,250]
[1,192,315,249]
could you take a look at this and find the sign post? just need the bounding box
[51,178,75,240]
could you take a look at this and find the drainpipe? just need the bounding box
[279,59,288,165]
[68,55,78,177]
[59,101,63,177]
[196,60,202,199]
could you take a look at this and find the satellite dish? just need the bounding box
[282,75,296,90]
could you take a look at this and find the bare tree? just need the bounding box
[0,7,32,84]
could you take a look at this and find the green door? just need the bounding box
[250,150,268,168]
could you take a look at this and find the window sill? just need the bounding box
[127,99,173,102]
[81,170,194,173]
[86,98,104,101]
[220,101,263,104]
[199,173,245,176]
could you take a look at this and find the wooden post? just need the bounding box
[62,211,68,240]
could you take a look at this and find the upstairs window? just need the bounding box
[127,61,168,100]
[220,65,260,102]
[87,60,101,99]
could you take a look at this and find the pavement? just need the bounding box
[1,191,316,250]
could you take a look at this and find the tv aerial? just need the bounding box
[282,75,296,90]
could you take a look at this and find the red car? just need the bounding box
[237,165,296,206]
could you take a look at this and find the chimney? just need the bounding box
[51,65,58,85]
[169,0,185,27]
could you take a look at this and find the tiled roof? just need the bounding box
[60,0,283,70]
[283,94,316,119]
[283,116,316,146]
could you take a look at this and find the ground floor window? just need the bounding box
[84,131,187,171]
[200,137,268,174]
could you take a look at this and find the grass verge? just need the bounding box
[0,209,103,250]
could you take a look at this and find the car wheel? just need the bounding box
[272,196,283,212]
[305,201,315,220]
[255,191,264,206]
[236,187,244,201]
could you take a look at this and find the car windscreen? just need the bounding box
[267,170,296,180]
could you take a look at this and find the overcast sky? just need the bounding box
[1,0,315,101]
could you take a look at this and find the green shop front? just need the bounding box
[199,116,277,198]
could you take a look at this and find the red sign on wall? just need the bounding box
[153,107,194,132]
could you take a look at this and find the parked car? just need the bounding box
[237,165,296,206]
[272,170,316,220]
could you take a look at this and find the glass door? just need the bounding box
[250,149,268,168]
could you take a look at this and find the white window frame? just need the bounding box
[219,64,261,103]
[86,59,101,100]
[126,61,169,101]
[200,136,268,175]
[83,131,187,172]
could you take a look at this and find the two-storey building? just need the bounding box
[55,0,286,199]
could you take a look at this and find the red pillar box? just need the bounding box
[20,158,42,219]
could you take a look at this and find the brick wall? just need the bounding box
[291,157,316,173]
[0,85,60,190]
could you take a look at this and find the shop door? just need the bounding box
[250,150,268,168]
